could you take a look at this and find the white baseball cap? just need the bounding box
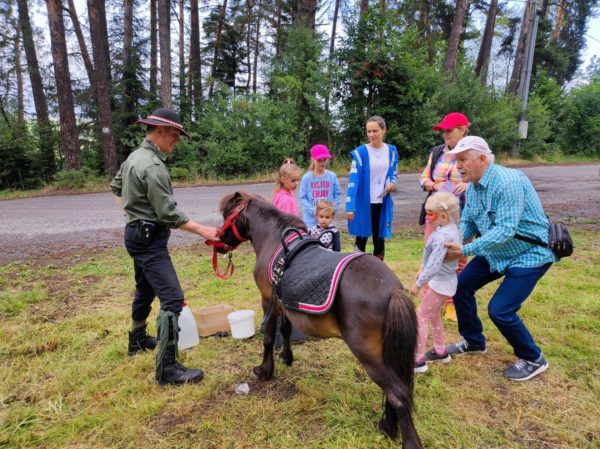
[447,136,492,155]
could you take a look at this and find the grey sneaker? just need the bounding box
[414,360,428,373]
[446,337,487,355]
[504,355,548,381]
[425,349,451,363]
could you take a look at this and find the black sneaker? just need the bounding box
[503,355,548,381]
[446,337,487,356]
[425,349,451,363]
[414,360,428,373]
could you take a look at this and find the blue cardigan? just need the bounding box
[345,144,398,238]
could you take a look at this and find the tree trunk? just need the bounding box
[325,0,340,114]
[274,0,282,56]
[508,0,533,95]
[443,0,468,76]
[122,0,135,117]
[296,0,317,29]
[359,0,368,15]
[123,0,134,70]
[189,0,202,117]
[178,0,188,118]
[88,0,118,175]
[474,0,498,83]
[150,0,158,97]
[47,0,81,170]
[541,0,550,18]
[208,0,228,97]
[551,0,565,41]
[252,0,262,94]
[419,0,433,63]
[15,15,25,126]
[65,0,95,85]
[17,0,55,179]
[246,0,254,90]
[159,0,173,107]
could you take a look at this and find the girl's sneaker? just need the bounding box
[414,360,428,373]
[425,349,451,363]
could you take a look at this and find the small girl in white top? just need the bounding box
[410,192,461,373]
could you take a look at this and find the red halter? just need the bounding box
[205,201,249,279]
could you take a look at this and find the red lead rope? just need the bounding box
[205,201,249,280]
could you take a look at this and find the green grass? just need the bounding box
[0,230,599,448]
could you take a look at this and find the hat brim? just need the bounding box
[137,118,190,138]
[447,147,490,155]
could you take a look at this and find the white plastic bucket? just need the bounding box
[227,310,256,339]
[178,303,200,349]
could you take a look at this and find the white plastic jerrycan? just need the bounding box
[178,302,200,350]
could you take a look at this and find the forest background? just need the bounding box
[0,0,599,191]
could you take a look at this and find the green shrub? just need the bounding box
[53,168,100,190]
[172,88,307,178]
[169,166,191,180]
[556,76,600,156]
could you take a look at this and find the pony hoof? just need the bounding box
[278,350,294,366]
[251,366,273,380]
[377,419,398,440]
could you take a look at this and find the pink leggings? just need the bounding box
[416,286,449,360]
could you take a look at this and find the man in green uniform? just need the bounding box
[111,108,219,386]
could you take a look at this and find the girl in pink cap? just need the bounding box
[298,144,342,229]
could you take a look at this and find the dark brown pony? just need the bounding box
[217,192,422,449]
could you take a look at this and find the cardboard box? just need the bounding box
[193,304,234,337]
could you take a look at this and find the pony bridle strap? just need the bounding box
[205,201,249,279]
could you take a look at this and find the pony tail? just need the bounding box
[383,287,417,410]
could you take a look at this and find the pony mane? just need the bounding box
[220,191,306,231]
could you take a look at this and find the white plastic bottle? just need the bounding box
[178,302,200,349]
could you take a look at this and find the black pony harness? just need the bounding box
[268,228,364,315]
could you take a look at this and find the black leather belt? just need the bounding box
[127,221,168,231]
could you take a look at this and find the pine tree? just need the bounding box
[47,0,81,170]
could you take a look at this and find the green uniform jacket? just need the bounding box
[110,140,189,228]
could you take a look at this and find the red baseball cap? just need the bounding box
[432,112,470,131]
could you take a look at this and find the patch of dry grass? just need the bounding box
[0,230,598,449]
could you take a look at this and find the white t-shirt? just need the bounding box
[367,144,389,204]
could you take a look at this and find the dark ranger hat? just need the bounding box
[136,107,190,138]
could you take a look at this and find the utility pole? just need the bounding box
[513,0,542,157]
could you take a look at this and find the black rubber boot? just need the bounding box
[155,310,204,386]
[128,324,158,356]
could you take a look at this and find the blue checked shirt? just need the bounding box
[461,163,556,273]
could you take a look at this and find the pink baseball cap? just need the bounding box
[432,112,470,131]
[310,144,332,160]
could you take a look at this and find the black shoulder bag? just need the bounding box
[419,144,446,225]
[514,221,574,259]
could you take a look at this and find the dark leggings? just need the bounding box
[354,203,385,258]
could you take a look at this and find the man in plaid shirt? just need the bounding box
[443,136,556,381]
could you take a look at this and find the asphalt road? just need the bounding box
[1,164,598,263]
